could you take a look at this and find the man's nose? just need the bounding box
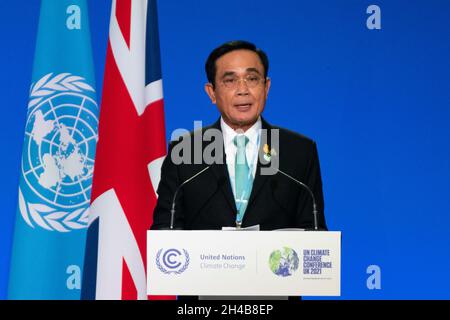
[236,79,249,95]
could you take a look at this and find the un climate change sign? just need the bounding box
[156,248,190,275]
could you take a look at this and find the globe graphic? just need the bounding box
[22,92,98,209]
[269,247,300,277]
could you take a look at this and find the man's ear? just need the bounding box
[264,77,271,100]
[204,83,216,104]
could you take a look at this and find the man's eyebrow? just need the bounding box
[220,69,263,78]
[246,68,262,75]
[221,71,236,78]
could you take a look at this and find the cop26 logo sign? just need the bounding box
[156,248,190,275]
[18,73,98,232]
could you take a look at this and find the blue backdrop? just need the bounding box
[1,0,449,299]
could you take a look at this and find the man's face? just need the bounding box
[205,49,271,131]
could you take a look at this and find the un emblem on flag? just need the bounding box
[18,73,98,232]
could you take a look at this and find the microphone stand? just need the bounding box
[170,166,211,230]
[276,169,319,231]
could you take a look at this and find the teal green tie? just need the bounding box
[234,135,252,227]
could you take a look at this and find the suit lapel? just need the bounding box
[209,119,237,214]
[211,163,237,214]
[246,118,273,219]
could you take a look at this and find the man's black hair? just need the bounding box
[205,40,269,87]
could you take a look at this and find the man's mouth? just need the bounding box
[234,103,253,110]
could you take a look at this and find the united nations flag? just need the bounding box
[8,0,98,299]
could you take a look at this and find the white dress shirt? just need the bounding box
[221,117,261,198]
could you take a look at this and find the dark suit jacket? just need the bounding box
[151,117,327,231]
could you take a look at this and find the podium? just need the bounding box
[147,230,341,296]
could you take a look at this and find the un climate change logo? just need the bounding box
[18,73,98,232]
[156,248,190,275]
[269,247,299,277]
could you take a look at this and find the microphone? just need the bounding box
[274,169,320,231]
[169,166,211,230]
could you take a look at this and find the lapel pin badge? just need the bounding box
[263,144,277,162]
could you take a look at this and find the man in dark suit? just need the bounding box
[151,40,327,231]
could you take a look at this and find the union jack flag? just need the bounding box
[82,0,170,300]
